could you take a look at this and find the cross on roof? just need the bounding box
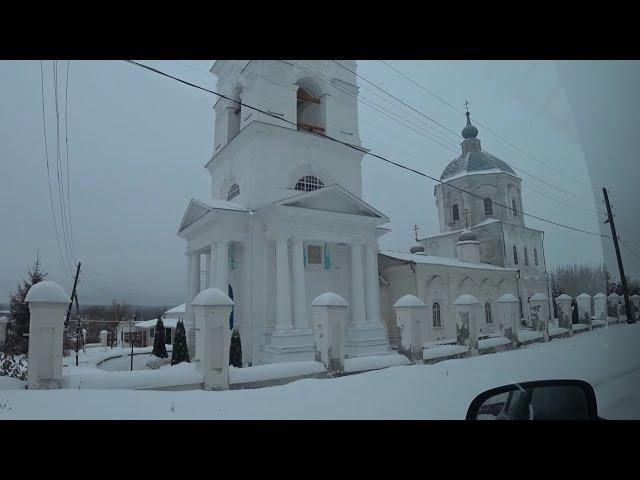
[413,224,420,242]
[463,209,470,228]
[464,100,470,113]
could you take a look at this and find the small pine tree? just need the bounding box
[229,328,242,368]
[171,319,190,365]
[151,317,168,358]
[4,256,48,355]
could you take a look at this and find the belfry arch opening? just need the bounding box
[296,82,325,134]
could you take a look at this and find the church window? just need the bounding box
[452,204,460,222]
[227,96,241,141]
[524,247,529,266]
[150,328,154,338]
[484,198,493,216]
[306,245,323,265]
[432,302,442,328]
[296,86,325,134]
[485,302,493,324]
[295,175,324,192]
[512,198,518,218]
[227,183,240,201]
[513,245,518,265]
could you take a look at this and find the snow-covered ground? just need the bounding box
[1,324,638,419]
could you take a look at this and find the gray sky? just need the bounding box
[2,60,632,306]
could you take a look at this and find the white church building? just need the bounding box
[178,60,391,365]
[178,60,553,366]
[379,111,553,346]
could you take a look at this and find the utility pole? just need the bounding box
[65,262,82,329]
[130,314,136,371]
[602,187,634,323]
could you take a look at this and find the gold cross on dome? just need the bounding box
[413,224,420,242]
[464,100,470,113]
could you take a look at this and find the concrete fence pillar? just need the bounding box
[453,294,480,356]
[25,281,70,390]
[555,294,573,333]
[529,293,549,341]
[576,293,592,330]
[191,288,234,391]
[0,316,8,346]
[496,293,520,347]
[592,293,607,325]
[631,294,640,321]
[99,330,108,347]
[607,293,621,322]
[311,292,348,372]
[393,295,426,362]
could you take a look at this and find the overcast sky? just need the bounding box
[1,60,634,307]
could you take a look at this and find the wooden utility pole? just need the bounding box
[65,262,82,329]
[602,187,634,323]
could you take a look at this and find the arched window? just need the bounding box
[485,302,493,324]
[227,183,240,201]
[512,198,518,218]
[524,247,529,266]
[295,175,324,192]
[432,302,442,328]
[484,198,493,216]
[534,248,539,266]
[452,204,460,222]
[513,245,518,265]
[296,86,324,133]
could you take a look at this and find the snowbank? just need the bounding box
[1,324,638,419]
[343,354,410,373]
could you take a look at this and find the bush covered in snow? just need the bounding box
[0,353,28,381]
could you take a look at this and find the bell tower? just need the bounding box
[206,60,366,211]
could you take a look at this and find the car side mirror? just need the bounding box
[466,380,598,420]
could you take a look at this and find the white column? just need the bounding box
[208,243,216,288]
[187,251,200,359]
[291,237,307,329]
[350,241,366,326]
[364,241,383,325]
[214,241,229,293]
[275,238,293,330]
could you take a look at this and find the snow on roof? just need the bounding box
[380,250,515,272]
[453,293,480,305]
[25,281,70,303]
[496,293,519,303]
[136,318,181,330]
[530,293,548,301]
[555,294,572,300]
[576,293,591,299]
[0,316,8,324]
[393,295,425,308]
[311,292,348,307]
[608,293,621,299]
[206,198,251,212]
[192,288,235,307]
[593,293,607,299]
[165,303,185,314]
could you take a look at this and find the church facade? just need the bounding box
[379,111,553,347]
[178,60,553,365]
[178,60,390,365]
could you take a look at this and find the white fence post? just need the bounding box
[592,293,607,326]
[191,288,234,391]
[453,294,480,356]
[576,293,592,330]
[529,293,549,341]
[496,293,520,347]
[393,294,426,362]
[555,294,573,334]
[25,281,70,390]
[311,292,348,372]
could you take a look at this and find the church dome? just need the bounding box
[440,109,518,181]
[440,150,517,181]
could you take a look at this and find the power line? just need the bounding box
[294,60,604,219]
[64,60,78,262]
[379,60,598,193]
[619,237,640,262]
[40,60,72,278]
[123,60,610,239]
[338,60,602,209]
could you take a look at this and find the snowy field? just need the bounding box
[1,324,639,419]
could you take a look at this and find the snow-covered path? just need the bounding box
[1,324,638,419]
